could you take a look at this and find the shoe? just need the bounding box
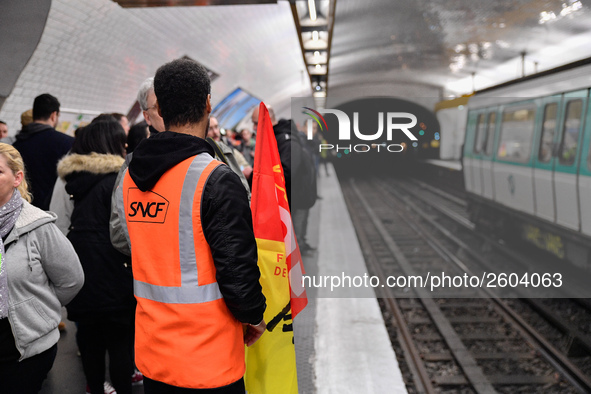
[104,382,117,394]
[300,242,316,254]
[131,369,144,385]
[85,382,117,394]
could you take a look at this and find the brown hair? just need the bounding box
[0,143,32,203]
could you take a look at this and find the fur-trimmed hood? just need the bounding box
[57,153,125,180]
[58,153,125,200]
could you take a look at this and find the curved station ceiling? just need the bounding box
[1,0,591,130]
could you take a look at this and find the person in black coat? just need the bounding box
[251,106,317,251]
[126,121,149,154]
[56,120,134,394]
[13,94,74,210]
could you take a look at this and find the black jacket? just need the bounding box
[273,119,293,207]
[129,131,266,325]
[272,119,317,209]
[13,123,74,210]
[58,153,135,322]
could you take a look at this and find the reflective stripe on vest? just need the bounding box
[126,154,223,304]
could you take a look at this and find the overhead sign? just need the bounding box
[212,87,261,130]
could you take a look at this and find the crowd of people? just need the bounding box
[0,57,324,394]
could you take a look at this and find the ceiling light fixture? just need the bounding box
[308,0,317,21]
[539,11,557,24]
[312,30,319,41]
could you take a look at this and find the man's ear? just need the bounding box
[206,94,212,114]
[142,110,151,125]
[156,101,162,117]
[51,111,59,127]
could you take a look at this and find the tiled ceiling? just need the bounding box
[125,2,309,113]
[0,0,309,132]
[115,0,276,5]
[328,0,591,98]
[2,0,591,132]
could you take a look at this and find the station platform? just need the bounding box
[40,162,406,394]
[424,158,462,171]
[295,163,406,393]
[415,159,465,194]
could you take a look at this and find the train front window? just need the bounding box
[473,114,486,154]
[559,100,583,166]
[497,106,536,163]
[538,103,557,163]
[484,112,496,156]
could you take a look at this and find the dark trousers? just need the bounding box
[293,208,310,245]
[77,315,134,394]
[144,377,245,394]
[0,343,57,394]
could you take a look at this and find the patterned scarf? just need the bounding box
[0,190,23,319]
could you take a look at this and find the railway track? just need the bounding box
[340,176,591,393]
[399,178,591,365]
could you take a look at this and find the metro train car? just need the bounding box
[462,59,591,270]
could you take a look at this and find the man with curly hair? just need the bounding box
[113,58,266,393]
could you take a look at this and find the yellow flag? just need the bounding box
[245,239,297,393]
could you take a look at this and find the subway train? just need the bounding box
[462,59,591,270]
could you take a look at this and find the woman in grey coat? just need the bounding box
[0,143,84,393]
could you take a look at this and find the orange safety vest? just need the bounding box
[117,154,244,389]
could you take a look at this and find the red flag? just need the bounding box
[245,103,307,392]
[251,103,308,318]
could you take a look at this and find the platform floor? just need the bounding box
[40,163,405,394]
[424,158,462,171]
[304,163,406,393]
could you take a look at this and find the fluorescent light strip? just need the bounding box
[308,0,317,21]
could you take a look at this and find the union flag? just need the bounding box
[244,103,308,393]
